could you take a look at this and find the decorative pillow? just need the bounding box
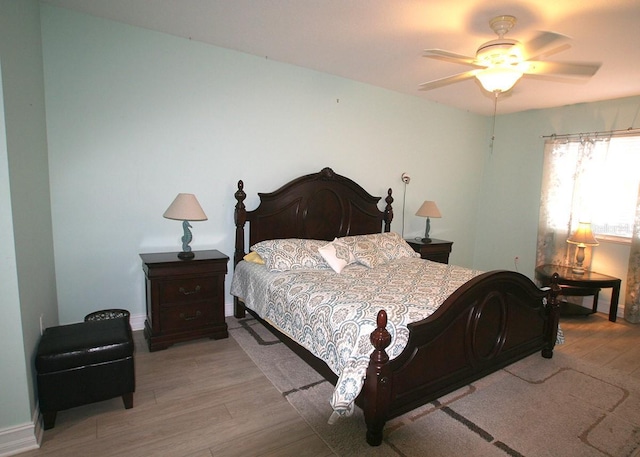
[340,232,418,268]
[243,251,265,264]
[318,238,356,273]
[250,238,329,272]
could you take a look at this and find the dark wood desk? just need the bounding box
[535,264,621,322]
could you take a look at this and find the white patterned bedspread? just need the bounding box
[230,257,483,418]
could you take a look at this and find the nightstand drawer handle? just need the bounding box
[180,310,202,321]
[179,285,201,295]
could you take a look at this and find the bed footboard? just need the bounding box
[362,270,561,446]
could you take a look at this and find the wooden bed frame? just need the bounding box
[232,167,561,446]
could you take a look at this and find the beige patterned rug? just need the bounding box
[229,317,640,457]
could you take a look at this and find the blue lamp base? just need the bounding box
[421,217,432,243]
[178,220,195,259]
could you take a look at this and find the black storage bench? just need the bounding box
[35,317,135,429]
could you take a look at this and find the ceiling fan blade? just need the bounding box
[419,70,479,91]
[523,60,601,76]
[520,31,569,60]
[423,49,484,68]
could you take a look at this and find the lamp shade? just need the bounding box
[163,193,207,221]
[415,201,442,218]
[475,67,523,93]
[567,222,599,246]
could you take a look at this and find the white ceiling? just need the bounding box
[42,0,640,116]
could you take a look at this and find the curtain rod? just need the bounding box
[541,127,640,140]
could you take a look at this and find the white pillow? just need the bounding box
[340,232,418,268]
[318,238,356,273]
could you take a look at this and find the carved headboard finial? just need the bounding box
[384,188,394,232]
[235,180,245,199]
[234,180,246,224]
[319,167,336,180]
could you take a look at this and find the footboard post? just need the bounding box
[364,310,393,446]
[542,273,562,359]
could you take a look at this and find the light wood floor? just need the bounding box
[19,313,640,457]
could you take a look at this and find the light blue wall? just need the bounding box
[0,0,57,434]
[40,5,489,324]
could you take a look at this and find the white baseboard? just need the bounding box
[130,312,146,331]
[0,408,41,457]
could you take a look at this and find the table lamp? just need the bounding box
[163,193,207,259]
[566,222,599,274]
[415,200,441,243]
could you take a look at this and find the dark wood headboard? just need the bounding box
[234,167,393,265]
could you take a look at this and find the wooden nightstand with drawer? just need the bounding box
[141,250,229,351]
[405,238,453,264]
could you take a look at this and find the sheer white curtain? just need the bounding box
[536,136,640,323]
[626,186,640,322]
[536,137,607,268]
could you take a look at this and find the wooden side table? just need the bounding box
[405,238,453,264]
[535,264,621,322]
[141,250,229,351]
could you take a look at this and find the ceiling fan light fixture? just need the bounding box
[476,38,521,63]
[475,66,523,93]
[420,14,598,95]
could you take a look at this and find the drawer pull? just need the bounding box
[179,285,201,295]
[180,310,202,321]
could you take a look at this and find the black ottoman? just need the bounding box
[36,317,135,429]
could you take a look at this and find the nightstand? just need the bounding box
[141,250,229,351]
[406,238,453,264]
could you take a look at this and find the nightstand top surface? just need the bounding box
[405,238,452,246]
[140,249,228,264]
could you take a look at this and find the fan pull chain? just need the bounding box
[490,91,499,151]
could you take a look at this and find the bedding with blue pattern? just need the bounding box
[231,240,483,419]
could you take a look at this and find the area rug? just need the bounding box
[228,317,640,457]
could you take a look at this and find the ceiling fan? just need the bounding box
[419,15,601,94]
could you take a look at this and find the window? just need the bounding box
[544,134,640,242]
[591,136,640,240]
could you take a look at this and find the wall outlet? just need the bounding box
[401,172,410,184]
